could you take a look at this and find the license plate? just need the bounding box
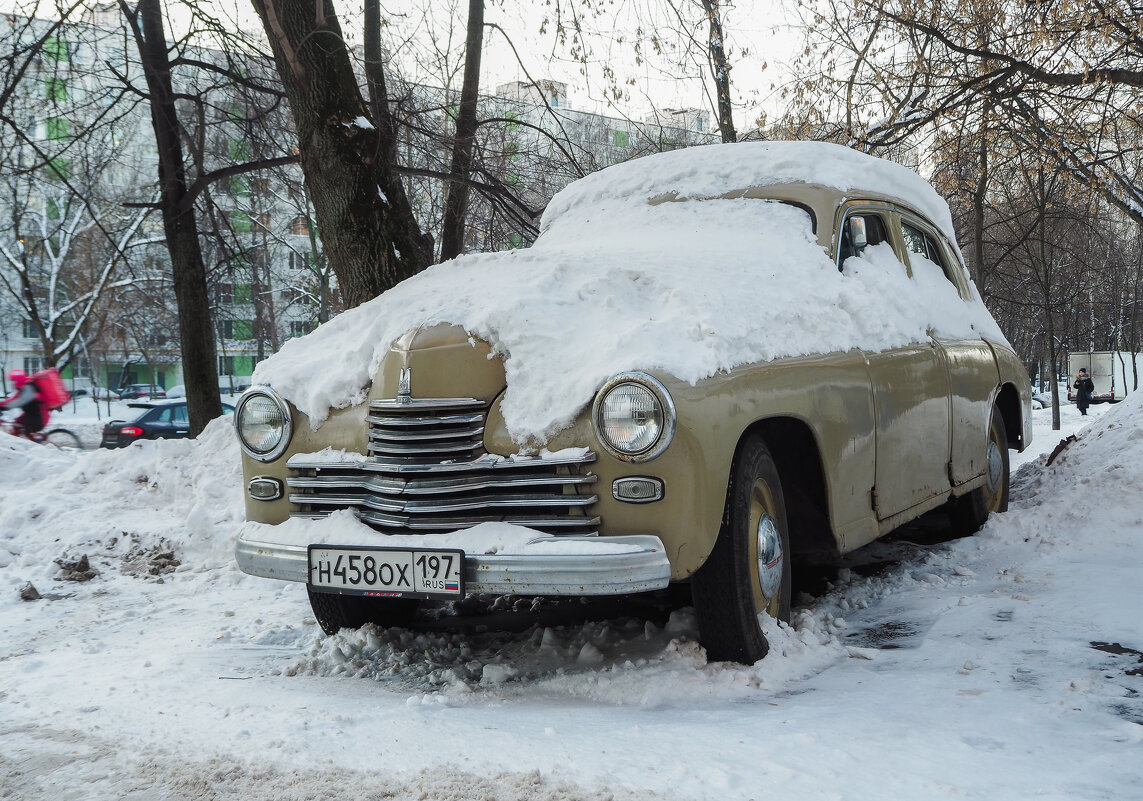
[308,545,464,599]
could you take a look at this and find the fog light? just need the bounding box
[613,477,664,504]
[248,476,283,501]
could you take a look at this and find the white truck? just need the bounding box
[1067,351,1143,403]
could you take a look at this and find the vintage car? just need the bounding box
[233,141,1031,664]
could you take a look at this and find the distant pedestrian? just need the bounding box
[1073,368,1095,415]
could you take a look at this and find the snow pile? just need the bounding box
[0,416,244,585]
[254,142,1002,443]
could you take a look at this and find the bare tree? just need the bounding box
[250,0,433,308]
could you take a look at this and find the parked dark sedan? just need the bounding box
[100,399,234,448]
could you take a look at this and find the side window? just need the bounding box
[153,408,173,423]
[172,405,188,424]
[901,220,958,288]
[837,211,889,268]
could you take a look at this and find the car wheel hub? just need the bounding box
[986,438,1003,494]
[756,513,784,601]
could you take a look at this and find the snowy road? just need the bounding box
[2,398,1141,800]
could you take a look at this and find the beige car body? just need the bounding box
[238,180,1031,588]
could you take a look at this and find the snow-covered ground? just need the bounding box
[1,396,1140,800]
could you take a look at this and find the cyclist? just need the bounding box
[0,369,49,440]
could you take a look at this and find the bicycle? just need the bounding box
[1,417,83,450]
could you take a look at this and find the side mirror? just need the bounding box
[847,216,868,254]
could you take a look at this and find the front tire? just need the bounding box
[306,586,419,635]
[691,435,792,664]
[949,405,1009,534]
[44,428,82,450]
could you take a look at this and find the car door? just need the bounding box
[838,204,953,521]
[170,404,190,438]
[898,215,997,487]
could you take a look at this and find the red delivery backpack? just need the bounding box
[31,367,71,410]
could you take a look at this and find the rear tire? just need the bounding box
[949,406,1009,535]
[307,587,420,635]
[691,435,792,665]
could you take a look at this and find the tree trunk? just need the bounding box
[701,0,736,143]
[126,0,221,436]
[252,0,433,308]
[439,0,485,262]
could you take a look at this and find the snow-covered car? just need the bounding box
[100,399,234,448]
[232,141,1032,664]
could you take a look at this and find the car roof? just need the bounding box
[127,398,234,408]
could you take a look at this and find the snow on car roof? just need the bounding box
[541,141,959,247]
[253,142,1004,444]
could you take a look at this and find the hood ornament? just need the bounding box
[397,367,412,402]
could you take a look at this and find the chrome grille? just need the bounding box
[287,397,599,536]
[367,397,486,461]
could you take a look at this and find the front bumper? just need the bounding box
[235,531,672,596]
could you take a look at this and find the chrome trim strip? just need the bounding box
[286,452,597,474]
[366,441,482,456]
[289,491,598,513]
[287,472,596,495]
[289,511,600,531]
[369,397,485,411]
[368,426,485,442]
[235,533,671,595]
[365,412,484,427]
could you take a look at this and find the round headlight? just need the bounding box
[235,387,292,462]
[592,373,676,461]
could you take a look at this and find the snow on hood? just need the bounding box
[253,142,1002,444]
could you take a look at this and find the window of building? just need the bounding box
[229,139,249,162]
[290,216,311,236]
[22,320,38,339]
[45,117,68,140]
[220,319,254,340]
[290,320,316,337]
[24,356,44,372]
[43,37,69,62]
[219,355,235,375]
[613,130,628,148]
[229,210,252,234]
[216,283,233,305]
[230,176,250,196]
[44,76,67,102]
[47,156,68,180]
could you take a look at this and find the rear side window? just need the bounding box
[901,221,956,287]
